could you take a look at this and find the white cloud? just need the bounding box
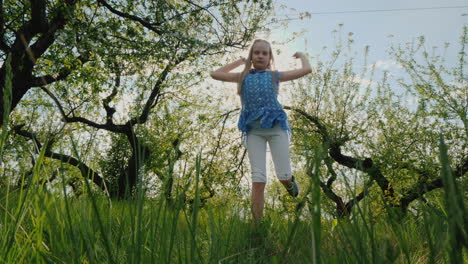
[448,81,467,89]
[350,76,374,86]
[370,60,402,70]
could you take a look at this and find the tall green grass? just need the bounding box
[0,134,466,263]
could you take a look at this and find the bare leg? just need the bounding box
[251,182,266,225]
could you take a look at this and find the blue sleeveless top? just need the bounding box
[238,69,290,132]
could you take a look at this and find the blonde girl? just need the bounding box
[210,39,312,224]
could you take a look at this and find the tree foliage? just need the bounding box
[1,0,272,198]
[288,26,467,218]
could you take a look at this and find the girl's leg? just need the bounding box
[246,132,267,223]
[268,128,297,193]
[251,182,266,225]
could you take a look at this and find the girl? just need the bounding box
[210,39,312,224]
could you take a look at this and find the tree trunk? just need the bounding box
[111,133,151,199]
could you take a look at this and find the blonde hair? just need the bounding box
[237,39,276,96]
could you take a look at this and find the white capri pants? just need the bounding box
[244,120,292,183]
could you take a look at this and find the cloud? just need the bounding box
[370,60,402,70]
[351,76,374,86]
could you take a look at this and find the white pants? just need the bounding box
[245,120,292,183]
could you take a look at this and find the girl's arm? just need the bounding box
[279,52,312,82]
[210,58,246,82]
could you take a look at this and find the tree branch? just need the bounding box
[181,0,229,35]
[102,73,120,125]
[169,0,217,22]
[324,156,337,188]
[0,40,9,53]
[29,17,65,60]
[30,0,48,33]
[316,158,373,218]
[39,87,68,118]
[12,0,74,59]
[64,116,129,133]
[399,157,467,210]
[205,109,231,176]
[129,58,184,125]
[0,0,9,52]
[287,106,394,197]
[40,86,129,133]
[30,0,80,62]
[328,141,394,197]
[318,180,346,216]
[31,54,89,87]
[97,0,163,34]
[13,125,108,192]
[284,106,329,141]
[343,178,373,215]
[31,68,72,87]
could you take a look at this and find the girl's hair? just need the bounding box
[237,39,276,96]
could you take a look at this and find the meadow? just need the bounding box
[1,139,465,263]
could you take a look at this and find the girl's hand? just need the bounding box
[279,52,312,82]
[210,58,245,82]
[292,52,305,59]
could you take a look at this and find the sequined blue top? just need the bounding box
[238,69,290,132]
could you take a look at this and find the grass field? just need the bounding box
[1,147,466,264]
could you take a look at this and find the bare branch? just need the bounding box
[314,157,374,218]
[167,0,215,22]
[220,108,240,118]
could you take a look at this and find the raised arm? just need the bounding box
[210,58,246,82]
[279,52,312,82]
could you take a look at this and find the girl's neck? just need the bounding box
[252,67,270,72]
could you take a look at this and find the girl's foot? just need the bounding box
[285,176,299,197]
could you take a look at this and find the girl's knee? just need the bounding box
[279,179,291,185]
[277,172,292,182]
[251,172,267,183]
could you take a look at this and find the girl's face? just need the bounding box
[251,41,271,71]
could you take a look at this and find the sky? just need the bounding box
[268,0,467,78]
[203,0,467,110]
